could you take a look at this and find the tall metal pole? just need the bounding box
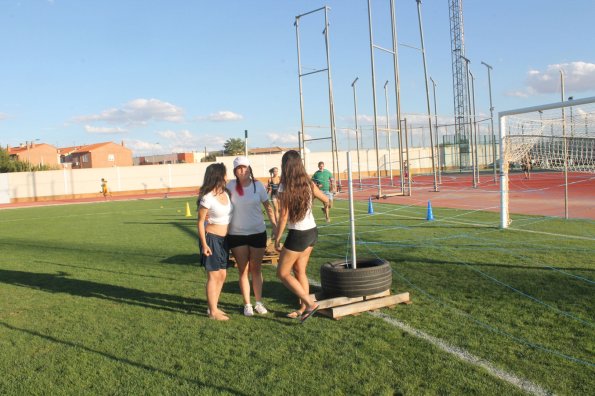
[430,76,442,184]
[390,0,404,194]
[294,19,307,168]
[367,0,382,198]
[470,70,480,186]
[351,77,363,189]
[384,80,394,185]
[323,7,340,192]
[560,70,569,219]
[346,152,357,268]
[481,61,497,182]
[461,55,475,187]
[403,118,412,196]
[244,130,248,157]
[416,0,438,192]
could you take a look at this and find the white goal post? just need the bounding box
[498,96,595,228]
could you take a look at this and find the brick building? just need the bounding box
[58,141,133,169]
[8,143,60,167]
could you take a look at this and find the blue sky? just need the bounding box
[1,0,594,156]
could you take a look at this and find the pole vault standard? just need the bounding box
[351,77,363,189]
[367,0,404,199]
[294,7,340,189]
[416,0,438,192]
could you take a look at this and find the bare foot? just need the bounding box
[209,312,230,321]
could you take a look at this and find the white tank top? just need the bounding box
[199,191,232,225]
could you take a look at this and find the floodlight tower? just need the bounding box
[448,0,470,170]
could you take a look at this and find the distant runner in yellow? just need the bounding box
[100,178,111,199]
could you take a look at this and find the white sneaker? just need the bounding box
[254,302,268,314]
[243,304,254,317]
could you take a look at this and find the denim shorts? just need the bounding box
[226,231,267,250]
[283,227,318,252]
[200,233,231,271]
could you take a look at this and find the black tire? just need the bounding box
[320,258,392,298]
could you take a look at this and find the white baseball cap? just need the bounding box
[233,156,250,169]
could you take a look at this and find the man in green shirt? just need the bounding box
[312,161,334,222]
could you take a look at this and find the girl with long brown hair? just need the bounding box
[275,150,329,323]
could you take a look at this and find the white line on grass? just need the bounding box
[369,312,553,396]
[308,278,552,395]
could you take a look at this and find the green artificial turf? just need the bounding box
[0,197,593,395]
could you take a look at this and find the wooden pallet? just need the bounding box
[310,290,411,320]
[227,250,279,266]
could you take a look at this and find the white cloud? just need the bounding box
[266,132,312,145]
[132,129,227,155]
[203,111,244,122]
[508,61,595,97]
[84,125,126,134]
[0,112,9,121]
[74,98,184,126]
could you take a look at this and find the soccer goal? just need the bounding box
[498,96,595,228]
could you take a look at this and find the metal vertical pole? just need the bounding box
[499,115,508,229]
[416,0,438,192]
[482,61,497,182]
[367,0,382,199]
[462,55,475,187]
[560,71,569,219]
[403,118,412,196]
[351,77,363,190]
[323,7,341,192]
[244,130,248,157]
[430,76,442,184]
[390,0,404,194]
[346,152,357,268]
[384,80,394,185]
[470,70,480,185]
[294,18,307,168]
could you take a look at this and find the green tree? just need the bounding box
[223,138,245,156]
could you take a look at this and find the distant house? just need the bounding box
[8,142,60,167]
[248,146,287,155]
[58,141,133,169]
[134,151,205,165]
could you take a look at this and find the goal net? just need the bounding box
[499,96,595,228]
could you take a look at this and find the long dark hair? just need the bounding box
[197,163,228,209]
[280,150,311,223]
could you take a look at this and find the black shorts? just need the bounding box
[200,233,231,271]
[226,231,268,249]
[283,227,318,252]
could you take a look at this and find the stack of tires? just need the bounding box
[320,258,392,298]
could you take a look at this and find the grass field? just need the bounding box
[1,197,593,395]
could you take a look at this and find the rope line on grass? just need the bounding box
[351,231,595,329]
[390,268,595,368]
[354,236,595,368]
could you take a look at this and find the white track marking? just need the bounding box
[370,312,553,396]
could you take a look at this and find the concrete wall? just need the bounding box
[2,145,494,203]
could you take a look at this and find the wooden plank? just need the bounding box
[311,289,390,303]
[312,295,364,309]
[325,292,410,319]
